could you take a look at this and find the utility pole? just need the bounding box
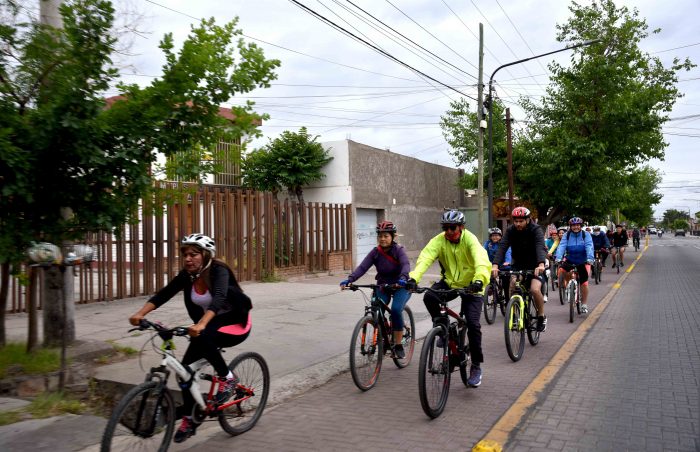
[506,108,515,215]
[476,23,485,241]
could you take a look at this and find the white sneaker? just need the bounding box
[543,294,549,303]
[581,304,589,313]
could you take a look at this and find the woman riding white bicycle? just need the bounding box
[128,233,252,443]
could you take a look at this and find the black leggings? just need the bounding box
[180,318,249,416]
[423,280,484,365]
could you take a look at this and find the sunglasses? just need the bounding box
[442,224,459,232]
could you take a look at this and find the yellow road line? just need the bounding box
[473,248,643,451]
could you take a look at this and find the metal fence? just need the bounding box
[6,184,352,312]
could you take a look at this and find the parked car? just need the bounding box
[649,226,657,234]
[675,229,686,237]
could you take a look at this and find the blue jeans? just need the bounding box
[377,287,411,331]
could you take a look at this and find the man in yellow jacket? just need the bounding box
[408,210,491,387]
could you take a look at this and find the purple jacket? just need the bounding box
[347,243,410,285]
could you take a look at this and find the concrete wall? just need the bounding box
[303,140,352,204]
[346,140,464,252]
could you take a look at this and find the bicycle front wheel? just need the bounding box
[349,315,383,391]
[101,381,175,452]
[418,326,450,419]
[218,351,270,436]
[558,273,566,305]
[567,281,576,323]
[458,324,471,387]
[526,299,540,346]
[393,306,416,368]
[504,297,526,362]
[483,282,498,325]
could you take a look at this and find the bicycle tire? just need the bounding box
[558,272,566,305]
[568,281,576,323]
[550,263,558,292]
[458,324,471,387]
[526,298,540,346]
[393,306,416,368]
[218,351,270,436]
[418,326,450,419]
[101,381,175,452]
[504,296,525,362]
[483,282,497,325]
[349,315,383,391]
[596,261,602,284]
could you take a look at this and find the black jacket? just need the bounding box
[149,261,252,325]
[493,222,547,270]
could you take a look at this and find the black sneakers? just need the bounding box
[215,376,238,403]
[536,315,548,332]
[174,416,196,443]
[394,344,406,359]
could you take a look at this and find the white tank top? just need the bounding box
[191,287,213,311]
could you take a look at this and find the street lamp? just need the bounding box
[486,39,601,226]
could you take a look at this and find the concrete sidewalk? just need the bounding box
[0,267,443,451]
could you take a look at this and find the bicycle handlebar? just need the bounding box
[344,283,400,292]
[413,286,474,296]
[129,319,189,338]
[498,269,537,277]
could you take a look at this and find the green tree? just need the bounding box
[440,97,508,195]
[671,219,689,231]
[618,166,662,226]
[0,0,279,347]
[242,127,333,204]
[516,0,693,226]
[662,208,689,229]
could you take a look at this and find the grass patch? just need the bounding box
[107,341,138,356]
[0,410,22,426]
[0,343,60,379]
[261,272,286,283]
[26,392,86,419]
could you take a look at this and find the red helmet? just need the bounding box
[376,221,397,234]
[511,206,531,219]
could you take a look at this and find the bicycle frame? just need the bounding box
[143,326,251,414]
[351,284,398,352]
[505,274,531,330]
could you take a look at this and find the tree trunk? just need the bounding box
[27,266,39,353]
[42,265,75,348]
[0,262,9,348]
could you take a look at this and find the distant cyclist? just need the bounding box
[492,207,548,332]
[484,227,512,301]
[591,226,611,267]
[408,210,491,387]
[340,221,411,359]
[611,224,628,268]
[555,217,594,313]
[632,228,641,249]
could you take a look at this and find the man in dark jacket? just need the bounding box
[492,207,548,332]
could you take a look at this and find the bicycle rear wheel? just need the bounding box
[504,296,526,362]
[393,306,416,368]
[483,282,498,325]
[418,326,450,419]
[567,281,576,323]
[101,381,175,452]
[349,315,383,390]
[219,352,270,436]
[526,298,540,346]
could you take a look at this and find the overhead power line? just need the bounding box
[288,0,477,101]
[344,0,478,80]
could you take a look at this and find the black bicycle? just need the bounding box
[483,277,506,324]
[591,250,603,285]
[345,284,416,391]
[500,270,541,362]
[415,286,476,419]
[633,236,640,252]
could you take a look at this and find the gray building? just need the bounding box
[302,140,468,264]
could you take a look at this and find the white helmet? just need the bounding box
[182,233,216,257]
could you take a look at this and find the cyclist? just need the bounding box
[611,224,628,268]
[632,227,641,249]
[555,218,594,313]
[544,230,557,252]
[492,207,548,332]
[591,226,610,267]
[407,210,490,387]
[128,234,252,443]
[340,221,411,359]
[484,227,513,302]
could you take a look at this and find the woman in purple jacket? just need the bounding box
[340,221,411,359]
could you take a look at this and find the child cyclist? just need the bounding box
[340,221,411,359]
[484,227,513,301]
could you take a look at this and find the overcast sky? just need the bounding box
[105,0,700,219]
